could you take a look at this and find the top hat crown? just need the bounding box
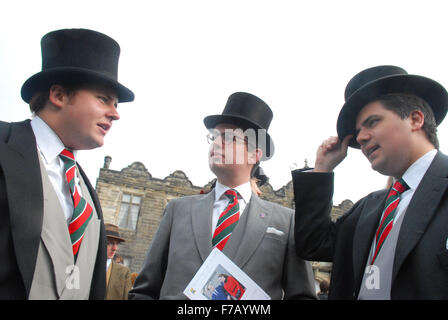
[203,92,275,160]
[337,65,448,148]
[21,28,134,103]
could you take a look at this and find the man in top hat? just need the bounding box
[292,65,448,299]
[129,92,316,300]
[105,223,132,300]
[0,28,134,299]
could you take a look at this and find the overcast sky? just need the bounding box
[1,0,447,205]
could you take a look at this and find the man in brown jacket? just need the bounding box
[105,223,132,300]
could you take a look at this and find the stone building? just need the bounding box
[96,156,353,288]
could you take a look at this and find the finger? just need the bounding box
[320,136,336,150]
[340,135,353,150]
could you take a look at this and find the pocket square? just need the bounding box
[266,227,284,236]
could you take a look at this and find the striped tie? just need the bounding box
[371,178,409,264]
[212,189,240,251]
[59,148,94,260]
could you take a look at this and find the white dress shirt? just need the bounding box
[212,180,252,235]
[30,115,82,223]
[392,149,437,222]
[107,258,112,271]
[367,148,437,263]
[358,149,438,299]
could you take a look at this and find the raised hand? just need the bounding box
[314,135,352,172]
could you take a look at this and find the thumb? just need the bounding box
[341,135,353,150]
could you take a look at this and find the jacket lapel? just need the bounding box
[227,194,270,268]
[0,120,43,297]
[393,151,448,282]
[78,163,107,299]
[352,191,387,291]
[192,191,215,262]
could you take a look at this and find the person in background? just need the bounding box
[130,273,139,288]
[250,166,268,196]
[113,254,124,264]
[105,224,132,300]
[317,280,329,300]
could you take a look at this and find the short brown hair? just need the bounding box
[378,93,439,149]
[28,83,87,114]
[29,90,50,114]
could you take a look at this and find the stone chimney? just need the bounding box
[103,156,112,169]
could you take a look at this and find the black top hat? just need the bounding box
[337,65,448,148]
[21,28,134,103]
[203,92,275,161]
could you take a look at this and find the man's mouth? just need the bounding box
[97,123,111,134]
[364,144,380,159]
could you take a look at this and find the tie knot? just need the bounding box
[224,189,238,200]
[60,148,75,163]
[392,178,409,195]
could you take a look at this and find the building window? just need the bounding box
[118,193,141,230]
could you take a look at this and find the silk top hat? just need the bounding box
[105,223,125,243]
[337,65,448,148]
[203,92,275,160]
[21,28,134,103]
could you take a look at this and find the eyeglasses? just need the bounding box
[206,131,247,145]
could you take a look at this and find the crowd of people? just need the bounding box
[1,28,447,300]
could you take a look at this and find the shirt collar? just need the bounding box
[215,180,252,204]
[401,149,437,191]
[30,115,78,163]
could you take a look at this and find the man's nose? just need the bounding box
[356,128,369,146]
[107,103,120,121]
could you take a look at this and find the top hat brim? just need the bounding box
[337,74,448,148]
[203,114,275,161]
[21,67,135,103]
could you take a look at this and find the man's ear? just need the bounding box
[249,148,263,165]
[409,110,425,131]
[48,84,67,109]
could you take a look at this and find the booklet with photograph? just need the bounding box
[183,248,271,300]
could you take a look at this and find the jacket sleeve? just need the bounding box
[128,200,175,300]
[282,207,318,300]
[292,170,345,262]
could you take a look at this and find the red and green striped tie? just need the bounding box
[371,178,409,264]
[60,148,93,260]
[212,189,240,251]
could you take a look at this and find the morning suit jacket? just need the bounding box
[105,261,132,300]
[0,119,107,299]
[129,190,317,300]
[292,151,448,299]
